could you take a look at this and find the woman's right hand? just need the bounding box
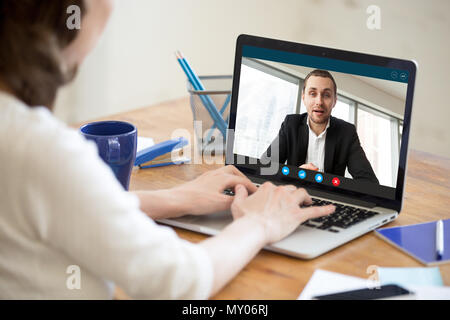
[231,182,335,245]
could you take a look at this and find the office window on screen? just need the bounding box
[234,59,299,159]
[357,105,400,187]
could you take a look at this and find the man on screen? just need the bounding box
[263,69,379,184]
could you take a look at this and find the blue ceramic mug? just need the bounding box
[80,121,137,190]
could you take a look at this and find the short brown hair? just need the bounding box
[0,0,86,109]
[302,69,337,96]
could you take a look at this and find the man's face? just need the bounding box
[302,76,337,125]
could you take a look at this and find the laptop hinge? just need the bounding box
[248,175,376,209]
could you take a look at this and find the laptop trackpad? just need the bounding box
[161,210,233,233]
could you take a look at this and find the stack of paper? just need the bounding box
[298,268,450,300]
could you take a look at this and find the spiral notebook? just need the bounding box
[375,219,450,266]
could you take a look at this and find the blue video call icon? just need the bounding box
[298,170,306,179]
[282,166,290,175]
[315,173,323,183]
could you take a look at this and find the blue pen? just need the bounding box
[175,56,219,127]
[204,93,231,146]
[176,57,226,136]
[436,220,444,259]
[175,51,227,137]
[176,51,227,135]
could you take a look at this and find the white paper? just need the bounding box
[137,136,155,152]
[298,269,371,300]
[298,269,450,300]
[406,286,450,300]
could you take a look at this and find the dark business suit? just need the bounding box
[263,113,379,184]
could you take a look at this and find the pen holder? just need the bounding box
[187,75,232,156]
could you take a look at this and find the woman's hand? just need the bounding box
[172,165,258,216]
[199,181,335,296]
[231,182,335,244]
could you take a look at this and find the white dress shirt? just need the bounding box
[305,117,330,172]
[0,92,213,299]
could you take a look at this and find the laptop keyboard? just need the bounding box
[302,198,379,233]
[223,189,378,233]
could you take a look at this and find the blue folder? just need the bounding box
[375,219,450,266]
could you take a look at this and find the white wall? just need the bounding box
[53,0,450,158]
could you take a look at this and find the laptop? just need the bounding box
[159,34,417,259]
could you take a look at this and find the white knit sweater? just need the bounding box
[0,92,213,299]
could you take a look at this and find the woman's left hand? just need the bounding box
[173,165,258,216]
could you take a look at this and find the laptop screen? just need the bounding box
[227,35,416,210]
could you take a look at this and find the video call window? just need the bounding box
[234,57,406,188]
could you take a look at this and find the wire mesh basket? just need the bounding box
[187,75,232,155]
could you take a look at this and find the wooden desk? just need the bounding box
[82,97,450,299]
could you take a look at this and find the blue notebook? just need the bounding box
[375,219,450,266]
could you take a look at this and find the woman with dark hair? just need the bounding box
[0,0,334,299]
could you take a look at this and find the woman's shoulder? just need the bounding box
[1,93,88,158]
[0,92,103,185]
[1,92,66,137]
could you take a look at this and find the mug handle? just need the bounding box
[107,137,120,163]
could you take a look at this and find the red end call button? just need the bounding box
[332,177,340,187]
